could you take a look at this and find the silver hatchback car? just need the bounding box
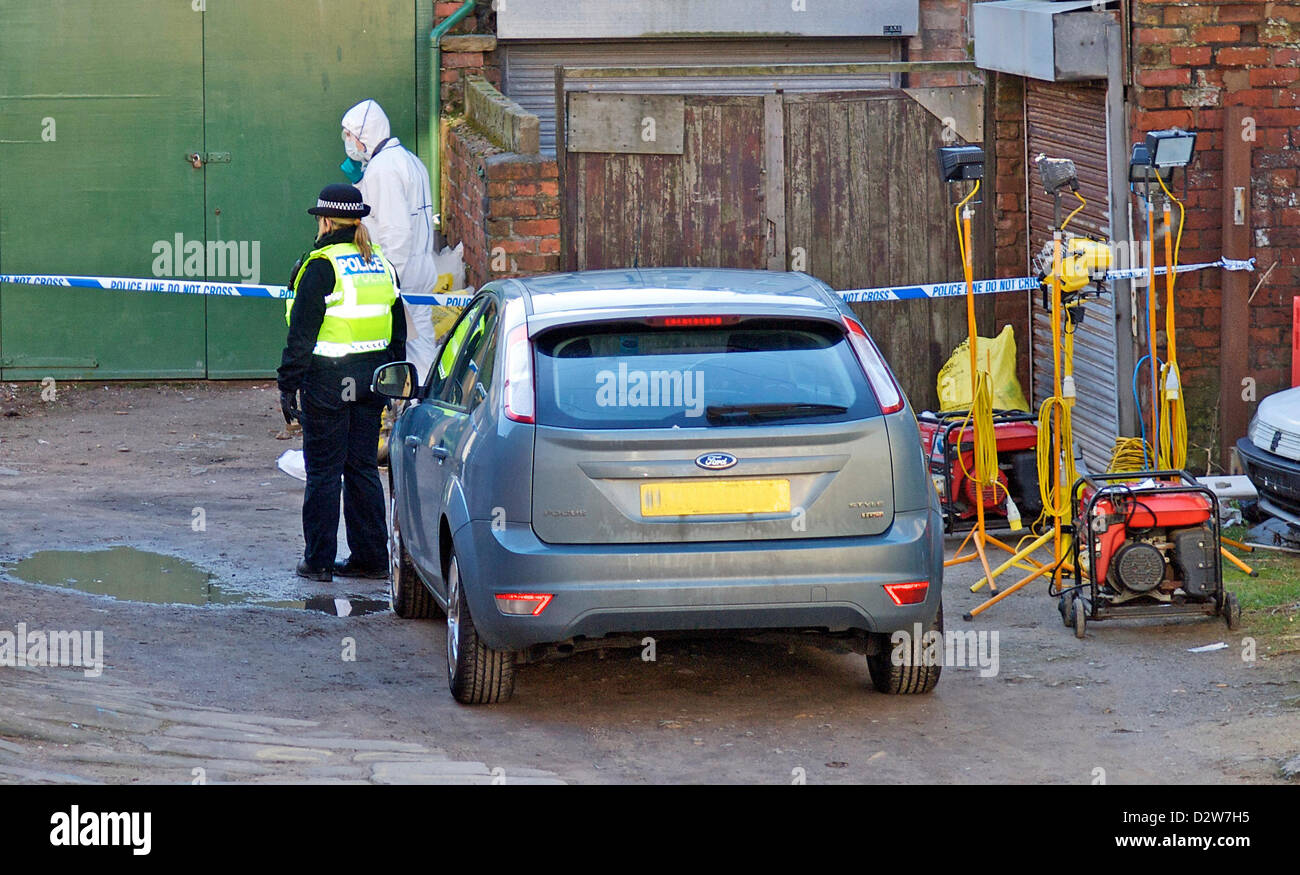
[373,268,944,704]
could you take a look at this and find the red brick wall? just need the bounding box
[442,121,560,292]
[1130,0,1299,455]
[443,119,490,289]
[435,1,500,114]
[990,71,1031,395]
[911,0,976,86]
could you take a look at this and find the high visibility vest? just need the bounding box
[285,242,398,357]
[438,306,487,380]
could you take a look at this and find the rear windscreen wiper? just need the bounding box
[705,403,848,423]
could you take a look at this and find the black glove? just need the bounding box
[280,389,301,424]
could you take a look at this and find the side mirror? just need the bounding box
[372,361,417,400]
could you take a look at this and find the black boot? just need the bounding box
[334,558,389,579]
[296,559,333,582]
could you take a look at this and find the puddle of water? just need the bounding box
[303,596,390,617]
[7,547,253,606]
[5,547,391,616]
[252,596,389,616]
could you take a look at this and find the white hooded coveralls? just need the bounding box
[342,99,440,383]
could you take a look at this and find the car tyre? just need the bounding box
[388,484,438,619]
[867,603,942,694]
[445,545,516,704]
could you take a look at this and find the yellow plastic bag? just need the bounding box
[429,242,469,342]
[429,271,465,342]
[937,324,1030,413]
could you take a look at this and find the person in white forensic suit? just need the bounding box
[341,98,440,384]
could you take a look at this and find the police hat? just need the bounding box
[308,183,371,218]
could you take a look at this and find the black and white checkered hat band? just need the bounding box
[316,199,364,212]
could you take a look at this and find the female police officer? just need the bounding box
[278,183,406,582]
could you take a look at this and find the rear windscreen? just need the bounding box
[534,319,879,429]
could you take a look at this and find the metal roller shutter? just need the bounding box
[1026,79,1120,473]
[502,39,898,154]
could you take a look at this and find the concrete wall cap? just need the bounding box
[465,74,540,155]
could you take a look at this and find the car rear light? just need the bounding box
[503,324,535,423]
[495,593,553,616]
[882,581,929,606]
[841,315,904,414]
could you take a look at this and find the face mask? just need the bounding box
[340,157,364,184]
[342,129,367,162]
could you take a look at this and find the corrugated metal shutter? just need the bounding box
[502,39,897,154]
[1026,79,1119,473]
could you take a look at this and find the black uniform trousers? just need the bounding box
[299,358,388,571]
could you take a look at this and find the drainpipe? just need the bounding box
[1103,16,1136,440]
[430,0,477,237]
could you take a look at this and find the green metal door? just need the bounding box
[0,1,207,379]
[201,0,418,378]
[0,0,421,380]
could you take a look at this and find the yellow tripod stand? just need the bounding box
[965,226,1073,618]
[942,179,1045,591]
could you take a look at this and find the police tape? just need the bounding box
[0,273,474,307]
[838,275,1040,303]
[1098,256,1255,283]
[0,256,1255,308]
[837,257,1254,301]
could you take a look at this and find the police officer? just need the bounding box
[278,183,406,582]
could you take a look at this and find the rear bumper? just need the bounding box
[452,507,943,651]
[1237,437,1300,526]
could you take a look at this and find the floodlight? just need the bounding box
[1128,143,1174,187]
[937,145,984,182]
[1035,153,1078,195]
[1145,127,1197,168]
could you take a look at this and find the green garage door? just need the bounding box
[0,0,420,380]
[0,1,207,378]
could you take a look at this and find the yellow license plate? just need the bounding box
[640,479,791,517]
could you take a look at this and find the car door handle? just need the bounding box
[432,445,450,461]
[404,436,420,448]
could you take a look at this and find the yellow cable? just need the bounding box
[949,179,1008,524]
[971,371,999,490]
[1061,191,1087,233]
[1037,396,1077,518]
[1108,437,1152,476]
[952,181,998,492]
[1036,286,1078,521]
[1158,361,1187,469]
[1154,172,1188,470]
[951,361,1001,490]
[954,180,981,269]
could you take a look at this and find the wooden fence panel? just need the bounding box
[562,87,991,411]
[783,91,992,411]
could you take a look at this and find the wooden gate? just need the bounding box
[559,85,992,411]
[563,95,769,271]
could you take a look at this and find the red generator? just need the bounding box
[916,410,1042,534]
[1064,470,1238,638]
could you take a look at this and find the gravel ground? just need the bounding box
[0,380,1297,784]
